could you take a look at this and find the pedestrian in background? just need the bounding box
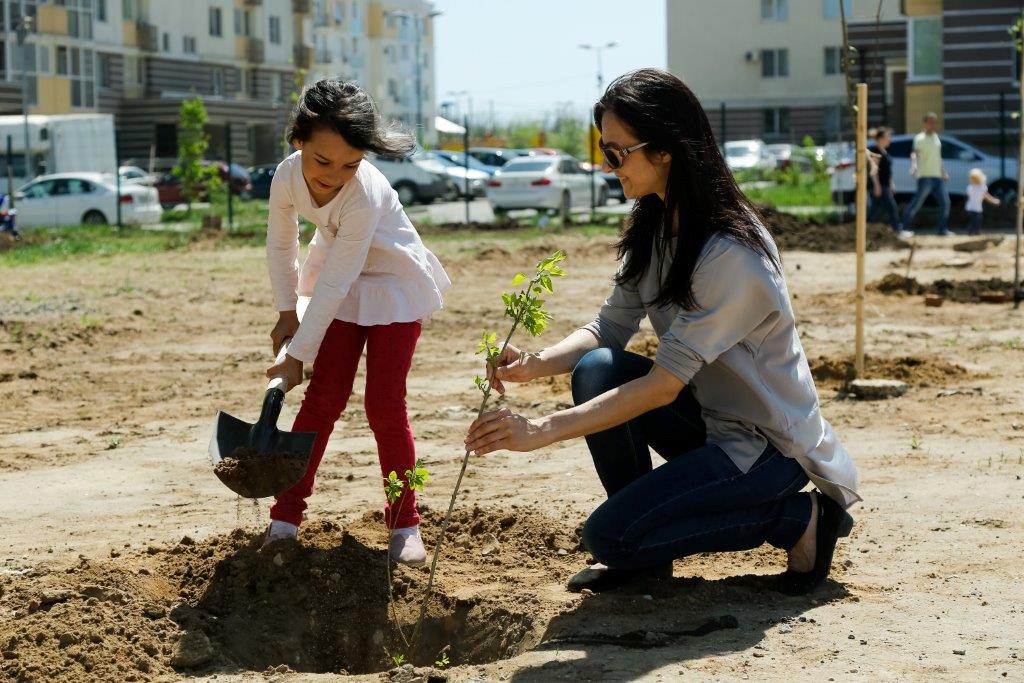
[900,112,950,235]
[965,168,1001,236]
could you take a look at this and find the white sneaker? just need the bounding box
[262,520,298,549]
[897,229,915,239]
[389,525,427,566]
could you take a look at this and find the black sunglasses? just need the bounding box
[600,140,649,170]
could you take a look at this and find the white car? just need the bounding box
[830,134,1019,204]
[420,151,490,197]
[368,154,449,205]
[118,165,158,186]
[725,139,777,172]
[486,155,609,216]
[1,172,162,227]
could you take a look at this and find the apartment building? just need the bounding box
[851,0,1024,153]
[667,0,904,144]
[0,0,437,168]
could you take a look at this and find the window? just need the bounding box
[269,16,281,44]
[122,0,135,20]
[824,46,843,75]
[823,0,852,20]
[763,107,791,136]
[162,32,169,52]
[761,0,788,21]
[909,17,941,80]
[209,7,222,37]
[97,0,106,21]
[271,71,281,101]
[37,45,49,74]
[98,53,112,87]
[234,8,252,36]
[150,123,175,157]
[761,48,789,78]
[246,68,257,97]
[56,46,68,75]
[211,67,224,96]
[183,36,196,54]
[69,47,95,108]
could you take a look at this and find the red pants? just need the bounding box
[270,319,422,529]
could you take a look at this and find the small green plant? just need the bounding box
[434,650,450,669]
[410,250,567,653]
[105,436,123,450]
[391,653,405,667]
[910,434,922,450]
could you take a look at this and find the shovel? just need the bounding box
[209,340,316,498]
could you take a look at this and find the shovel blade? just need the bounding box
[209,410,316,499]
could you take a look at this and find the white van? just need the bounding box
[0,114,117,193]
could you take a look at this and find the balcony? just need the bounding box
[292,0,311,14]
[137,21,159,53]
[293,44,313,69]
[246,37,265,63]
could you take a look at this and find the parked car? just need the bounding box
[369,154,449,205]
[601,172,627,202]
[0,172,162,227]
[830,133,1019,204]
[118,165,158,185]
[430,150,500,176]
[486,154,609,216]
[765,144,813,172]
[248,163,277,200]
[154,162,252,207]
[468,147,529,168]
[420,152,489,197]
[725,139,777,172]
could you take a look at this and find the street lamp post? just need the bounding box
[447,90,472,222]
[385,9,442,147]
[15,16,34,182]
[579,41,618,213]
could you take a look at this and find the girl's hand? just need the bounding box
[464,408,549,455]
[266,354,304,392]
[487,343,543,395]
[271,311,300,355]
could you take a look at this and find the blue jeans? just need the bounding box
[901,177,950,233]
[869,188,902,232]
[573,348,812,570]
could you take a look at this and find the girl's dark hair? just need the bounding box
[286,78,415,157]
[594,68,780,310]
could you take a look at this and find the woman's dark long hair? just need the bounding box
[594,68,779,310]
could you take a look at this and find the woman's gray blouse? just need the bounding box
[581,230,861,508]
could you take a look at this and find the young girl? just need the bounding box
[263,79,450,564]
[965,168,1001,236]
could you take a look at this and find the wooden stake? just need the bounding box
[855,83,868,377]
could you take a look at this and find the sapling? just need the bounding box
[409,250,567,653]
[383,461,430,650]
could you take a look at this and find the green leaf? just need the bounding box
[511,273,526,286]
[405,463,430,491]
[384,471,404,504]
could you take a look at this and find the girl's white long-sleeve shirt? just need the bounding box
[266,151,451,363]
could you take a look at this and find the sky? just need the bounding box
[432,0,667,126]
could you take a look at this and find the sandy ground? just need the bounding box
[1,226,1023,681]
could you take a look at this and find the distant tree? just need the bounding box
[172,96,220,213]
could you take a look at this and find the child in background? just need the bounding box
[965,169,1000,236]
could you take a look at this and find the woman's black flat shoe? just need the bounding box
[775,491,853,596]
[567,562,673,593]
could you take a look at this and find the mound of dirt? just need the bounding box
[868,274,1020,303]
[0,507,583,681]
[758,205,908,253]
[810,354,970,388]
